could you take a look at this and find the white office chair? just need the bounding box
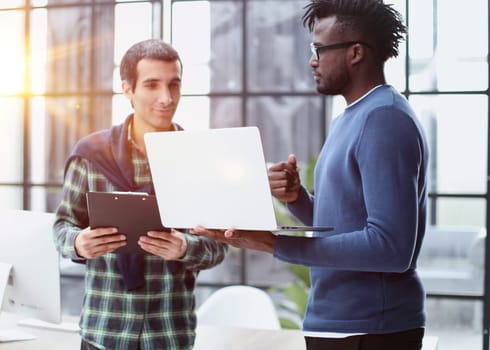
[196,285,281,330]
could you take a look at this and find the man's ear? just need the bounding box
[349,43,365,66]
[122,80,133,98]
[121,80,135,108]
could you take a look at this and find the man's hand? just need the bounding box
[191,227,276,254]
[138,229,188,260]
[75,227,126,259]
[268,154,301,203]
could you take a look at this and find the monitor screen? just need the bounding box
[0,209,61,324]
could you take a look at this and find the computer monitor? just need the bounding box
[0,209,76,331]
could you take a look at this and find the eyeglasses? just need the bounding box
[309,41,371,61]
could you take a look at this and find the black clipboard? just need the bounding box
[86,191,170,254]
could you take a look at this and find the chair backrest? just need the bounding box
[196,285,281,330]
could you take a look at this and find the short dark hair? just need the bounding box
[302,0,406,62]
[119,39,182,91]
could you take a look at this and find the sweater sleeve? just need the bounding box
[286,186,315,225]
[274,107,426,273]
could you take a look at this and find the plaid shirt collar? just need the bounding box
[127,117,178,155]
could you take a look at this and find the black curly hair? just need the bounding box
[302,0,406,63]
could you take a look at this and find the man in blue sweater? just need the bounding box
[193,1,428,349]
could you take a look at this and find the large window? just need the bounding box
[0,0,161,211]
[0,1,488,349]
[404,2,489,350]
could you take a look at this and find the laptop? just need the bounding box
[144,126,332,233]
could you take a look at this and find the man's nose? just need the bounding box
[158,87,173,105]
[309,54,318,67]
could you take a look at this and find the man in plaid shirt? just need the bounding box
[53,39,228,350]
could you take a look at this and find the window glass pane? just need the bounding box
[384,0,406,91]
[0,98,23,182]
[45,6,93,94]
[410,0,488,91]
[0,1,24,8]
[42,96,92,184]
[410,95,487,194]
[0,10,25,95]
[408,1,435,91]
[32,0,149,3]
[33,6,113,95]
[113,67,122,93]
[247,0,312,93]
[198,249,299,287]
[247,96,324,163]
[208,1,243,93]
[174,96,210,130]
[30,97,48,183]
[30,9,48,94]
[428,198,486,228]
[425,299,482,350]
[210,97,242,128]
[197,248,243,285]
[42,6,112,94]
[38,0,94,4]
[172,1,211,94]
[245,250,296,286]
[93,95,114,130]
[0,187,23,210]
[114,3,152,66]
[418,225,485,295]
[384,49,406,91]
[331,95,346,119]
[436,0,488,91]
[195,286,218,308]
[31,96,110,184]
[112,94,132,126]
[173,1,244,94]
[0,0,26,9]
[30,185,61,212]
[30,186,48,211]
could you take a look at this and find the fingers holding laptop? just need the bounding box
[75,227,126,259]
[268,154,301,203]
[191,226,276,254]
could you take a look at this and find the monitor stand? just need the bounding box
[0,263,33,342]
[0,262,78,335]
[0,327,36,342]
[0,262,11,305]
[17,318,79,332]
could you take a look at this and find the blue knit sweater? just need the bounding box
[274,85,428,334]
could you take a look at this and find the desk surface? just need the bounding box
[0,313,438,350]
[0,313,306,350]
[0,313,80,350]
[194,326,306,350]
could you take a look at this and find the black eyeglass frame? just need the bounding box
[309,41,371,60]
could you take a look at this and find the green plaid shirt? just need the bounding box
[54,135,227,350]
